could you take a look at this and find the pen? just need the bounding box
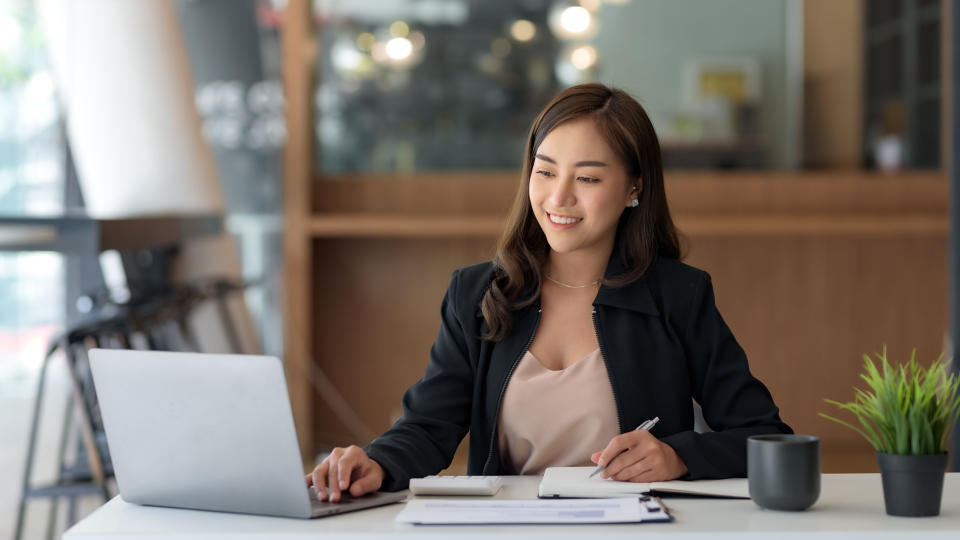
[588,416,660,478]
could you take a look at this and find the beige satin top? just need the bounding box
[497,348,621,475]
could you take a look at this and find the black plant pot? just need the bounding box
[876,452,948,517]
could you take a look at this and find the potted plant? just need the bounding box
[821,346,960,517]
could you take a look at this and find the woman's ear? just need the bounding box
[625,179,642,208]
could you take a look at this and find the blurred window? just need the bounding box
[0,0,64,214]
[314,0,561,172]
[0,252,63,386]
[863,0,942,170]
[313,0,799,172]
[0,0,66,385]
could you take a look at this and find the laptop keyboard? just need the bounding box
[310,487,344,506]
[309,486,365,509]
[307,486,407,517]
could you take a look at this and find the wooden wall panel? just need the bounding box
[314,172,948,217]
[310,238,496,451]
[685,235,947,472]
[313,173,518,215]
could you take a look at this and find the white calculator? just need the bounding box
[408,475,503,496]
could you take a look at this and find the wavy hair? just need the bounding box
[480,83,681,341]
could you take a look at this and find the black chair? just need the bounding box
[14,276,260,540]
[15,315,124,540]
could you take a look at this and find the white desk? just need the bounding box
[64,473,960,539]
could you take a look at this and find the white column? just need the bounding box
[38,0,222,217]
[39,0,260,355]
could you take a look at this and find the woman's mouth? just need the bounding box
[546,212,583,226]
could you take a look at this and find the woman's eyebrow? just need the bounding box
[534,153,608,167]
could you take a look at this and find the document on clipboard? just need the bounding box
[394,496,672,525]
[538,467,750,499]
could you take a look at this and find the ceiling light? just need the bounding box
[579,0,602,11]
[510,19,536,42]
[560,6,591,34]
[570,45,597,70]
[356,32,376,52]
[389,20,410,38]
[491,37,511,58]
[385,37,413,61]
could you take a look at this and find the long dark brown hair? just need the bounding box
[480,83,681,341]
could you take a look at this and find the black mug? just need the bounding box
[747,434,821,511]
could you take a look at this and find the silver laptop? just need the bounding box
[88,349,406,518]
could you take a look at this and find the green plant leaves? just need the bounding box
[819,346,960,455]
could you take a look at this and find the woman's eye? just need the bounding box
[577,176,600,183]
[536,170,555,177]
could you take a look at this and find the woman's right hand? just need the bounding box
[305,445,385,502]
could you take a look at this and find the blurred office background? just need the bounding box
[0,0,954,538]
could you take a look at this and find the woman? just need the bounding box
[307,83,792,502]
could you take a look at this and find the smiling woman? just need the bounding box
[530,118,634,267]
[484,83,679,342]
[306,83,792,502]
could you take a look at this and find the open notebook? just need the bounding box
[538,467,750,499]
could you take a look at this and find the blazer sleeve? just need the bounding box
[364,270,473,491]
[659,271,793,479]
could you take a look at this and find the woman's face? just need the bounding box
[528,117,637,259]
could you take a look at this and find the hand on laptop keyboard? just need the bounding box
[306,445,385,503]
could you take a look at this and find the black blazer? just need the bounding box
[365,253,792,491]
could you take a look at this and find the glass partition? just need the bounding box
[313,0,946,173]
[0,3,68,537]
[312,0,802,172]
[863,0,943,169]
[0,0,65,213]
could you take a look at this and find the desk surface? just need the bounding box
[65,473,960,539]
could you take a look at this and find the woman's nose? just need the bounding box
[549,176,576,207]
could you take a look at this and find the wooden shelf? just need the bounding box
[677,215,948,237]
[304,213,947,239]
[309,215,504,238]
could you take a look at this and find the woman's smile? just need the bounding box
[546,211,584,228]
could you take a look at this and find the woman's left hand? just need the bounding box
[590,430,688,482]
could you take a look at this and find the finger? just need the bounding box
[305,472,313,487]
[598,431,650,476]
[603,430,654,464]
[625,461,665,483]
[602,446,646,479]
[611,455,655,482]
[327,452,342,502]
[348,469,381,497]
[597,435,631,467]
[312,462,329,501]
[337,450,362,491]
[590,451,601,464]
[627,469,658,483]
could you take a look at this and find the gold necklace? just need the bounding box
[544,274,601,289]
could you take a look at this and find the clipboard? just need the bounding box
[395,495,672,525]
